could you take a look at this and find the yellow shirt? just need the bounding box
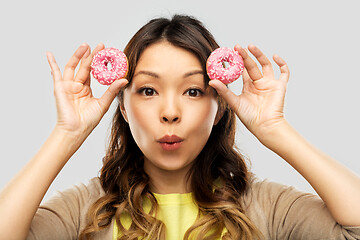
[112,192,200,240]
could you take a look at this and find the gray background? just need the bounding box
[0,0,359,202]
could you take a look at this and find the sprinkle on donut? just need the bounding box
[91,48,128,85]
[206,47,244,84]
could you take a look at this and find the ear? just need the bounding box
[119,101,129,123]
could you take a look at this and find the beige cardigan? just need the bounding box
[28,177,360,239]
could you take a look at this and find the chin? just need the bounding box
[158,161,192,172]
[146,156,194,173]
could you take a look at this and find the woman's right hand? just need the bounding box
[46,43,128,138]
[0,44,128,240]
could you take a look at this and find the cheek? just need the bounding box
[186,98,218,134]
[123,94,156,146]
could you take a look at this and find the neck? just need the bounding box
[144,161,193,194]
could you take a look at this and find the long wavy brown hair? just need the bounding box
[79,15,262,240]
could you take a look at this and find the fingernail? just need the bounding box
[235,44,242,49]
[209,80,216,87]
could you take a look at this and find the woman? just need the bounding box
[1,15,360,240]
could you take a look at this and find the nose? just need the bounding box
[162,115,179,123]
[160,95,181,124]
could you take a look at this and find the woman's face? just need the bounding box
[121,41,219,174]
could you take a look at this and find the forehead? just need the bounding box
[135,41,202,74]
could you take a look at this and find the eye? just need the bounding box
[185,88,204,97]
[138,87,157,96]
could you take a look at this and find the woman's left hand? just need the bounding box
[209,44,290,139]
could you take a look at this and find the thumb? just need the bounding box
[98,78,129,113]
[209,80,239,110]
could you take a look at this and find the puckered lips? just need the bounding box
[157,135,184,151]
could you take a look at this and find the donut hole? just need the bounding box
[105,61,113,71]
[222,61,230,69]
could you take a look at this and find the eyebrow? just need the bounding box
[134,70,159,78]
[133,70,204,79]
[183,70,204,78]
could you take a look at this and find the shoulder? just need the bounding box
[239,177,360,239]
[240,175,321,224]
[38,177,106,219]
[29,177,108,239]
[244,175,315,200]
[241,176,319,212]
[239,176,330,238]
[76,177,105,199]
[44,177,105,206]
[37,177,107,229]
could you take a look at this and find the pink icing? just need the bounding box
[206,47,244,84]
[91,48,128,85]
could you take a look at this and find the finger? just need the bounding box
[75,43,105,85]
[98,78,129,114]
[241,67,252,88]
[78,46,91,86]
[209,79,239,111]
[80,46,91,66]
[247,44,274,78]
[63,43,89,81]
[46,51,62,83]
[273,54,290,83]
[234,45,263,81]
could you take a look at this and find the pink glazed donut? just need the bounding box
[206,47,244,84]
[91,48,128,85]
